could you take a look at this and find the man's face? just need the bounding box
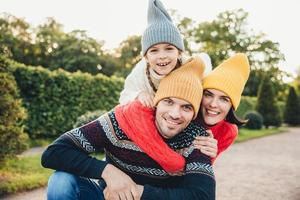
[155,97,194,139]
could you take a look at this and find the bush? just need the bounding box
[236,96,256,118]
[284,87,300,125]
[74,109,107,128]
[256,77,282,128]
[0,56,28,161]
[244,111,263,130]
[11,60,124,138]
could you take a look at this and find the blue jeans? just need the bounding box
[47,171,105,200]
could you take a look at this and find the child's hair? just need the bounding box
[141,0,184,55]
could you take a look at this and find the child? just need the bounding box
[119,0,212,107]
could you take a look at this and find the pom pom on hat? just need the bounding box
[142,0,184,55]
[202,53,250,110]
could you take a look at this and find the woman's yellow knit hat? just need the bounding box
[202,53,250,110]
[153,57,205,119]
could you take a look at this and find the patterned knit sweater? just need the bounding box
[42,110,215,200]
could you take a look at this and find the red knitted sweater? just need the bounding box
[210,120,238,163]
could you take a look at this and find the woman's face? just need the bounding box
[200,89,232,126]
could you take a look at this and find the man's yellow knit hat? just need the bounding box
[153,57,205,119]
[202,53,250,110]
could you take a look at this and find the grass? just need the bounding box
[28,138,54,148]
[0,155,53,196]
[0,127,287,196]
[235,127,286,143]
[0,153,104,197]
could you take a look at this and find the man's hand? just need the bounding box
[193,130,218,158]
[101,164,142,200]
[137,91,154,108]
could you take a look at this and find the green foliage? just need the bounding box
[0,13,34,64]
[12,61,124,138]
[180,9,286,97]
[244,111,263,130]
[192,9,284,68]
[236,127,285,143]
[256,77,282,128]
[0,152,104,196]
[0,155,53,196]
[74,109,107,128]
[0,55,28,162]
[235,96,256,118]
[284,87,300,125]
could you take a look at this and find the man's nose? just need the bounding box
[169,106,181,119]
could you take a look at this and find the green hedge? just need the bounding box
[11,62,124,138]
[0,56,28,161]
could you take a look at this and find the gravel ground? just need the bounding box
[214,127,300,200]
[2,127,300,200]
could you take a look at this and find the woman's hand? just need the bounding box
[193,130,218,158]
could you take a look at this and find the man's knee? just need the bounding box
[47,171,79,199]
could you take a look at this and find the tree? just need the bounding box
[256,77,282,128]
[185,9,286,96]
[284,87,300,125]
[0,13,35,65]
[0,55,28,162]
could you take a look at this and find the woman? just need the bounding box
[194,53,250,162]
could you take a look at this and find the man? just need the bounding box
[41,57,215,200]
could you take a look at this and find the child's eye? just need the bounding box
[149,49,158,53]
[166,47,175,51]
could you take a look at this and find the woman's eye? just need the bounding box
[204,92,212,97]
[220,97,229,103]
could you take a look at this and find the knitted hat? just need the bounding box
[202,53,250,110]
[141,0,184,55]
[153,57,205,118]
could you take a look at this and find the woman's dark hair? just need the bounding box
[225,107,248,126]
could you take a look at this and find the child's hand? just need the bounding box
[193,130,218,158]
[137,91,154,108]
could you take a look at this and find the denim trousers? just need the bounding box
[47,171,105,200]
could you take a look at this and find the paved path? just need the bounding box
[1,127,300,200]
[214,127,300,200]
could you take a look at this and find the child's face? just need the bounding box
[145,43,181,76]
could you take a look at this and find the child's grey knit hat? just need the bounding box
[141,0,184,55]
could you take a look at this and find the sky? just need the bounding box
[1,0,299,77]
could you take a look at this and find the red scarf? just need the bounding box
[115,100,185,173]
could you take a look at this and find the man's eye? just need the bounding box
[183,105,193,112]
[163,99,173,105]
